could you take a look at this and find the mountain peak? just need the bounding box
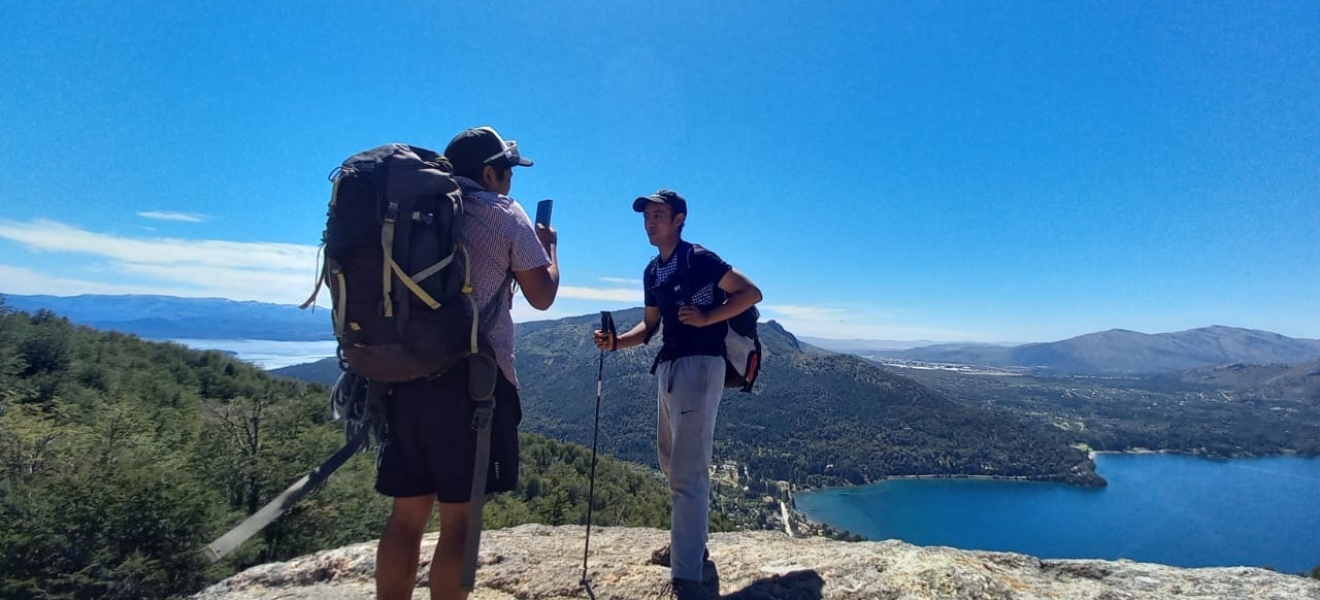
[761,319,803,353]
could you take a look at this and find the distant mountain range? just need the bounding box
[13,292,1312,484]
[1174,359,1320,400]
[890,355,1320,458]
[798,337,945,352]
[800,337,1019,353]
[274,307,1104,488]
[0,293,332,341]
[4,293,1317,375]
[864,326,1320,375]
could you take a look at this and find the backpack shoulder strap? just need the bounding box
[642,256,661,346]
[676,242,697,301]
[644,254,660,282]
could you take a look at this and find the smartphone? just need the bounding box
[534,198,553,227]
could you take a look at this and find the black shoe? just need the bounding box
[667,577,715,600]
[702,568,721,598]
[650,543,711,567]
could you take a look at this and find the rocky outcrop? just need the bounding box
[193,524,1320,600]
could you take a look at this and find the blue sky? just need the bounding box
[1,1,1317,342]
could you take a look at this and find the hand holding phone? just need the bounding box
[535,199,553,227]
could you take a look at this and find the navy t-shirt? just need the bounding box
[644,241,733,360]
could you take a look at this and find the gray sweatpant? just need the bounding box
[655,355,725,582]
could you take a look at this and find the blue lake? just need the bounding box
[166,338,337,370]
[795,453,1320,574]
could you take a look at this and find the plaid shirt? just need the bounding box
[644,241,731,358]
[456,177,550,387]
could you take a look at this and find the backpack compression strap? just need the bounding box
[300,170,347,312]
[382,202,436,315]
[462,246,478,355]
[458,271,515,591]
[461,367,496,592]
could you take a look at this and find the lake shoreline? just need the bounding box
[794,448,1314,495]
[790,454,1320,573]
[795,472,1040,494]
[793,467,1108,495]
[1089,448,1311,461]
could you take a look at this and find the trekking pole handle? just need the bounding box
[600,311,616,351]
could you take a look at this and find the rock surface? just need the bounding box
[193,524,1320,600]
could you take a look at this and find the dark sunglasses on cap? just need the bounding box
[484,139,523,166]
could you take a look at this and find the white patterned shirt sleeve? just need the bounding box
[508,201,550,273]
[456,180,551,388]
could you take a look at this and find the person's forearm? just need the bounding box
[542,243,560,294]
[614,321,651,350]
[703,288,762,324]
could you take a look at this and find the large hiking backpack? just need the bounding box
[303,143,503,593]
[212,144,499,578]
[210,143,475,562]
[302,143,480,384]
[675,244,762,392]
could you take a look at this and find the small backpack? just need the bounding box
[674,244,762,392]
[722,300,761,392]
[302,143,481,384]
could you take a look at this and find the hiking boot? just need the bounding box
[666,577,716,600]
[702,569,721,598]
[650,543,711,567]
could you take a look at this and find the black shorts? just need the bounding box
[374,361,522,503]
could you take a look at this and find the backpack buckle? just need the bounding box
[383,202,399,223]
[471,402,494,432]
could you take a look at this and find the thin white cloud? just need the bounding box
[0,219,316,270]
[762,304,850,321]
[0,219,643,311]
[0,219,321,305]
[761,303,979,342]
[558,285,642,303]
[598,276,643,286]
[137,211,209,223]
[510,301,576,324]
[117,262,322,295]
[0,264,196,297]
[0,225,984,340]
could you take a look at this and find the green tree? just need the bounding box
[18,310,73,377]
[0,399,216,599]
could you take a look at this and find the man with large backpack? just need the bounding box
[592,189,762,600]
[372,127,559,600]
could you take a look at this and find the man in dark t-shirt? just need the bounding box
[593,189,762,600]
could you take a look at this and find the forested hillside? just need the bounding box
[0,301,713,600]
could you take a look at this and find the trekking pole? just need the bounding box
[201,426,369,563]
[581,310,615,600]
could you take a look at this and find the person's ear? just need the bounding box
[480,165,497,189]
[673,212,687,228]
